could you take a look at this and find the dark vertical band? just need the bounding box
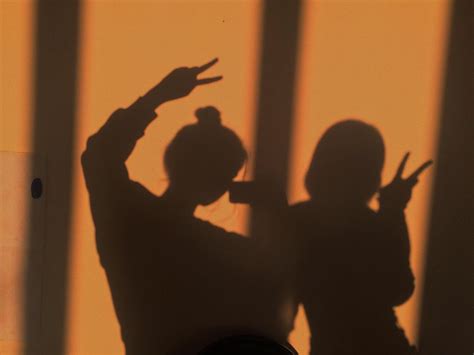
[24,1,82,354]
[418,0,473,353]
[251,0,302,187]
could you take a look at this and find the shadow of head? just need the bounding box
[164,106,247,205]
[305,119,385,205]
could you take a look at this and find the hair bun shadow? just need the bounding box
[195,106,222,127]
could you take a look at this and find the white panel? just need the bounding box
[0,152,46,354]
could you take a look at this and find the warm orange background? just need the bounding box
[0,1,450,354]
[69,1,262,354]
[288,1,450,353]
[1,1,34,352]
[0,0,33,154]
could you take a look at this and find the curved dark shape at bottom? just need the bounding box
[199,334,298,355]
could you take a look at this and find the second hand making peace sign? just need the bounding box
[379,152,433,210]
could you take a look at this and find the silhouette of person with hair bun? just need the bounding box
[163,105,247,208]
[82,59,293,354]
[290,120,432,355]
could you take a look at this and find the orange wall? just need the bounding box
[1,2,34,354]
[0,0,33,154]
[288,1,450,353]
[0,1,450,354]
[68,1,262,354]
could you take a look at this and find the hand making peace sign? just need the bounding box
[379,152,433,210]
[146,58,223,105]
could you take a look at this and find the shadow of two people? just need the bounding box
[82,59,431,355]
